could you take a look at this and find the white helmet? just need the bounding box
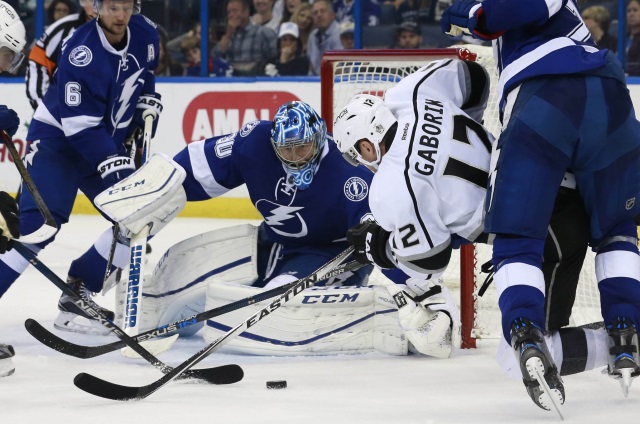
[333,94,397,171]
[0,1,25,73]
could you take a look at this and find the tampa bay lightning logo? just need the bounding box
[343,177,368,201]
[240,121,259,137]
[256,199,308,238]
[69,46,92,67]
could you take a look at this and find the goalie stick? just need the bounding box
[73,246,359,400]
[14,242,243,385]
[25,259,364,359]
[1,131,58,244]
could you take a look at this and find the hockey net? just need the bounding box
[320,47,601,348]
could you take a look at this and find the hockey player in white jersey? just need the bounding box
[441,0,640,412]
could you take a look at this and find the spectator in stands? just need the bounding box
[181,34,233,77]
[307,0,342,75]
[291,2,313,53]
[393,20,422,48]
[156,30,185,76]
[283,0,307,22]
[252,0,281,32]
[333,0,381,26]
[627,0,640,75]
[390,0,432,24]
[214,0,278,75]
[339,20,355,49]
[263,21,310,76]
[582,5,617,52]
[47,0,76,25]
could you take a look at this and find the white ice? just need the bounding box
[0,215,637,423]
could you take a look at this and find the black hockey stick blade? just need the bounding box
[72,247,356,401]
[1,131,58,244]
[74,364,243,401]
[32,260,365,359]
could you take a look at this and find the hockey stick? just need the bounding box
[73,246,357,400]
[0,131,58,244]
[14,242,243,385]
[25,259,364,359]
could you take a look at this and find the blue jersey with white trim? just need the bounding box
[482,0,613,106]
[173,120,374,250]
[27,15,159,170]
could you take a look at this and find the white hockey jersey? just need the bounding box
[370,59,493,279]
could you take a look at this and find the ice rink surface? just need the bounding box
[0,215,637,423]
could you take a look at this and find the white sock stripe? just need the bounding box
[93,228,131,269]
[494,262,545,300]
[0,248,31,274]
[595,250,640,282]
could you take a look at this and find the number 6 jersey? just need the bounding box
[370,58,494,279]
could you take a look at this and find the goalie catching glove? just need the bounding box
[441,0,504,40]
[346,221,396,269]
[94,153,187,238]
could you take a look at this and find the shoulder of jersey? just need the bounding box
[130,14,160,41]
[60,22,100,69]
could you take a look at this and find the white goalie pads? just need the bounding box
[94,153,187,238]
[203,283,409,356]
[115,224,259,334]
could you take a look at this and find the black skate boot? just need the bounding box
[606,317,640,397]
[0,343,15,377]
[510,317,565,416]
[54,276,114,336]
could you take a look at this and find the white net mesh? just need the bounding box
[323,46,602,342]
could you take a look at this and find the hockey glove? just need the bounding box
[441,0,504,41]
[98,155,136,188]
[0,191,19,253]
[126,92,163,146]
[346,221,396,269]
[0,105,19,137]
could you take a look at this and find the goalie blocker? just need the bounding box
[131,224,459,357]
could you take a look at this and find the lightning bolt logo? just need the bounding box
[112,68,145,129]
[24,140,40,168]
[260,203,308,238]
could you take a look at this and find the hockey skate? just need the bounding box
[0,344,15,377]
[54,277,114,336]
[606,317,640,397]
[510,317,565,417]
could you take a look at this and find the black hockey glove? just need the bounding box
[346,221,396,269]
[0,192,19,253]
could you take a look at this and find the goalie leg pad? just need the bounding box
[115,224,259,334]
[204,282,408,356]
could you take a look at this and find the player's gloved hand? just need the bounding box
[346,221,396,269]
[97,155,136,188]
[0,105,20,137]
[0,191,19,253]
[126,92,163,146]
[441,0,504,41]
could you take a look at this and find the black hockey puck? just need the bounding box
[266,380,287,389]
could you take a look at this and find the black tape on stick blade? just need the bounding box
[266,380,287,389]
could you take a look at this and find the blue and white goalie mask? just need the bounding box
[271,101,327,190]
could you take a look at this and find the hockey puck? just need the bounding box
[266,380,287,389]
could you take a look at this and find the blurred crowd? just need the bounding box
[6,0,640,77]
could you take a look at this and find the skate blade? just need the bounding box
[618,368,633,398]
[120,334,179,359]
[526,357,565,420]
[53,312,111,336]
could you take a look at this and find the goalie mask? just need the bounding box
[333,94,397,171]
[271,101,327,190]
[0,1,25,74]
[94,0,141,14]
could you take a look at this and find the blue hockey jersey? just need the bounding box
[173,121,374,252]
[482,0,620,106]
[27,14,159,171]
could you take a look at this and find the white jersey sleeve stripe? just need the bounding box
[187,140,230,198]
[32,105,63,131]
[60,115,102,137]
[545,0,563,17]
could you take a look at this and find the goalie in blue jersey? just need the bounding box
[442,0,640,412]
[0,0,162,336]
